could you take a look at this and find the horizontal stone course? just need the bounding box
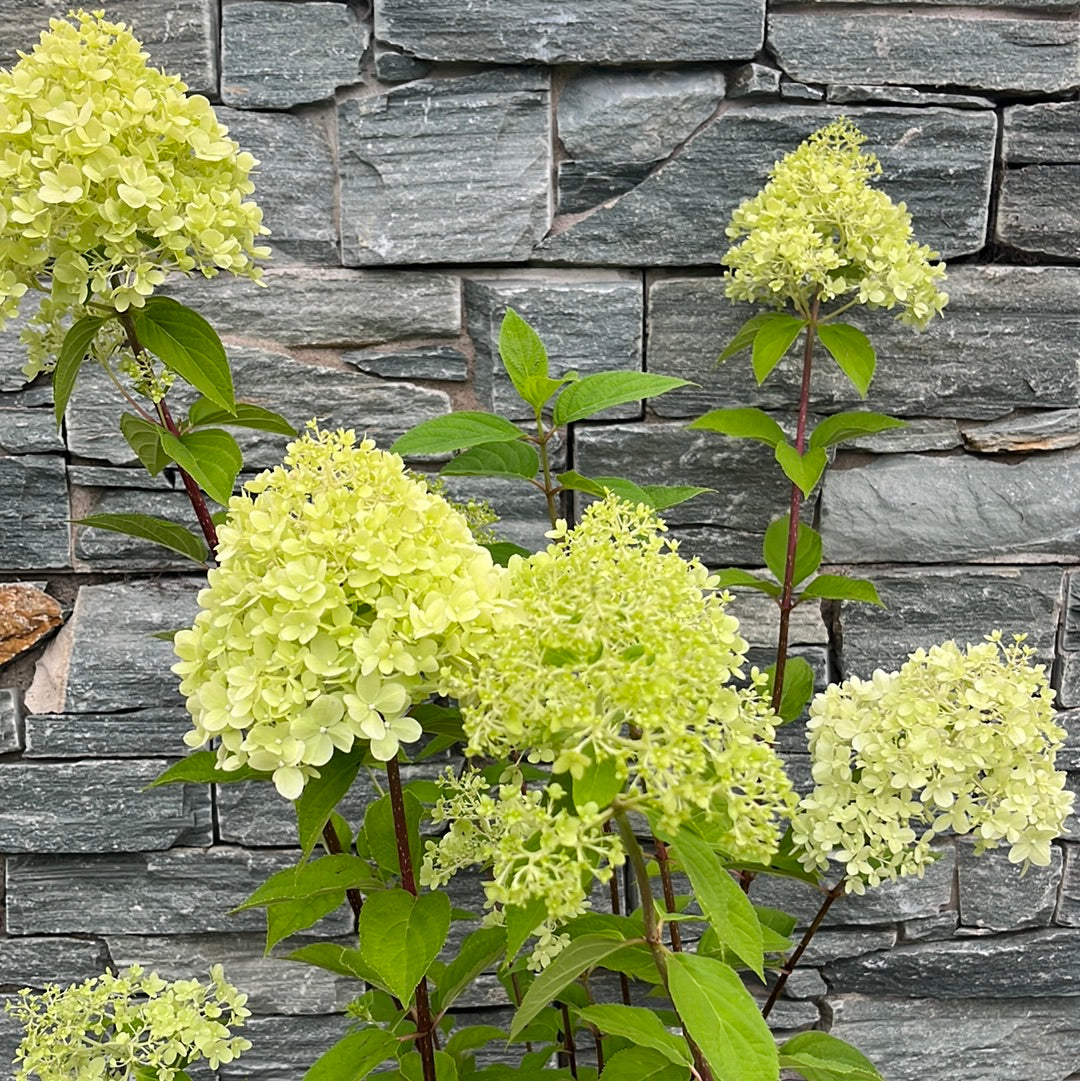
[1004,102,1080,164]
[0,455,69,572]
[996,165,1080,260]
[23,708,192,758]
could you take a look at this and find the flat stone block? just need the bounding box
[0,583,63,667]
[1059,711,1080,770]
[728,63,781,98]
[0,688,21,752]
[0,408,63,454]
[537,105,995,264]
[222,2,366,108]
[961,409,1080,454]
[797,929,898,966]
[769,11,1080,94]
[0,455,69,571]
[1004,101,1080,164]
[557,160,657,215]
[464,277,643,420]
[822,450,1080,563]
[837,565,1062,678]
[1059,844,1080,925]
[160,268,461,347]
[828,85,993,109]
[375,0,764,63]
[5,849,353,935]
[848,419,962,454]
[25,579,199,715]
[958,839,1062,931]
[343,346,469,382]
[216,107,337,265]
[23,708,192,758]
[649,267,1080,421]
[828,995,1080,1081]
[372,42,431,81]
[997,165,1080,260]
[0,937,110,990]
[339,71,550,265]
[217,1013,345,1080]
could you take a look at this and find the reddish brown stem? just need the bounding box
[604,822,634,1006]
[558,1001,578,1078]
[320,819,363,927]
[653,839,683,952]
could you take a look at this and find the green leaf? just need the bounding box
[54,315,107,425]
[119,413,173,476]
[775,442,828,499]
[505,896,548,964]
[265,889,345,953]
[301,1027,399,1081]
[555,470,607,498]
[762,515,822,587]
[639,484,712,512]
[74,513,208,565]
[801,574,884,606]
[358,889,451,1004]
[599,1047,690,1081]
[363,791,424,878]
[159,428,242,506]
[432,925,506,1012]
[778,1032,885,1081]
[552,372,692,426]
[572,748,622,812]
[751,314,806,384]
[440,441,540,482]
[688,407,786,449]
[509,935,627,1040]
[445,1025,507,1058]
[132,296,235,413]
[576,1005,691,1067]
[717,312,776,363]
[589,476,651,506]
[187,397,297,435]
[755,904,797,940]
[670,827,764,979]
[295,745,367,859]
[808,411,904,451]
[390,413,525,457]
[285,942,383,985]
[233,854,381,911]
[817,323,876,398]
[712,568,782,597]
[147,751,269,788]
[499,308,549,399]
[766,656,816,724]
[666,954,778,1081]
[484,541,532,566]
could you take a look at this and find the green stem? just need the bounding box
[535,417,560,528]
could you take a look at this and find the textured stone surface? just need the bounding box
[217,1013,345,1080]
[557,160,657,214]
[797,929,898,965]
[573,423,791,565]
[0,937,110,989]
[957,840,1062,931]
[465,277,643,419]
[827,85,993,109]
[828,995,1080,1081]
[1004,101,1080,164]
[848,419,962,454]
[343,346,469,382]
[376,0,765,63]
[558,69,725,161]
[437,474,557,553]
[1059,711,1080,770]
[0,455,69,571]
[5,849,353,935]
[538,106,995,264]
[997,165,1080,260]
[728,63,781,98]
[372,42,431,81]
[0,0,218,94]
[1060,845,1080,925]
[837,566,1062,678]
[25,579,199,715]
[780,80,824,102]
[0,408,63,454]
[0,687,21,752]
[647,266,1080,421]
[821,450,1080,564]
[0,583,62,666]
[23,708,192,758]
[222,2,366,108]
[0,760,209,852]
[961,409,1080,453]
[825,929,1080,997]
[769,11,1080,94]
[339,71,550,265]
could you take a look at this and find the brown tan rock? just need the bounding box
[0,584,62,667]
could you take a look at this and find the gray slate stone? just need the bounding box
[217,1013,345,1080]
[827,85,993,109]
[0,0,218,95]
[837,565,1062,678]
[5,849,353,935]
[1058,710,1080,770]
[222,2,366,109]
[769,11,1080,94]
[0,408,63,454]
[1004,101,1080,164]
[847,419,962,454]
[0,937,110,990]
[647,266,1080,421]
[372,42,432,81]
[24,579,200,715]
[557,160,658,215]
[0,760,209,852]
[343,346,469,382]
[537,105,995,264]
[437,474,558,554]
[797,929,898,966]
[1059,844,1080,925]
[558,69,725,162]
[900,914,959,942]
[375,0,765,63]
[780,80,824,102]
[0,455,69,571]
[961,408,1080,453]
[160,267,461,346]
[23,708,192,758]
[727,63,781,98]
[957,839,1062,931]
[821,449,1080,563]
[825,929,1080,997]
[0,687,22,752]
[827,995,1080,1081]
[216,107,336,265]
[465,277,644,420]
[997,165,1080,260]
[339,71,550,265]
[572,422,791,566]
[1065,774,1080,841]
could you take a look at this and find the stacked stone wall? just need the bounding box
[1,1,1080,1078]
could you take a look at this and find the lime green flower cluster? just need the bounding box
[173,426,518,799]
[5,964,250,1081]
[793,635,1075,892]
[450,496,797,862]
[723,117,947,327]
[0,9,269,377]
